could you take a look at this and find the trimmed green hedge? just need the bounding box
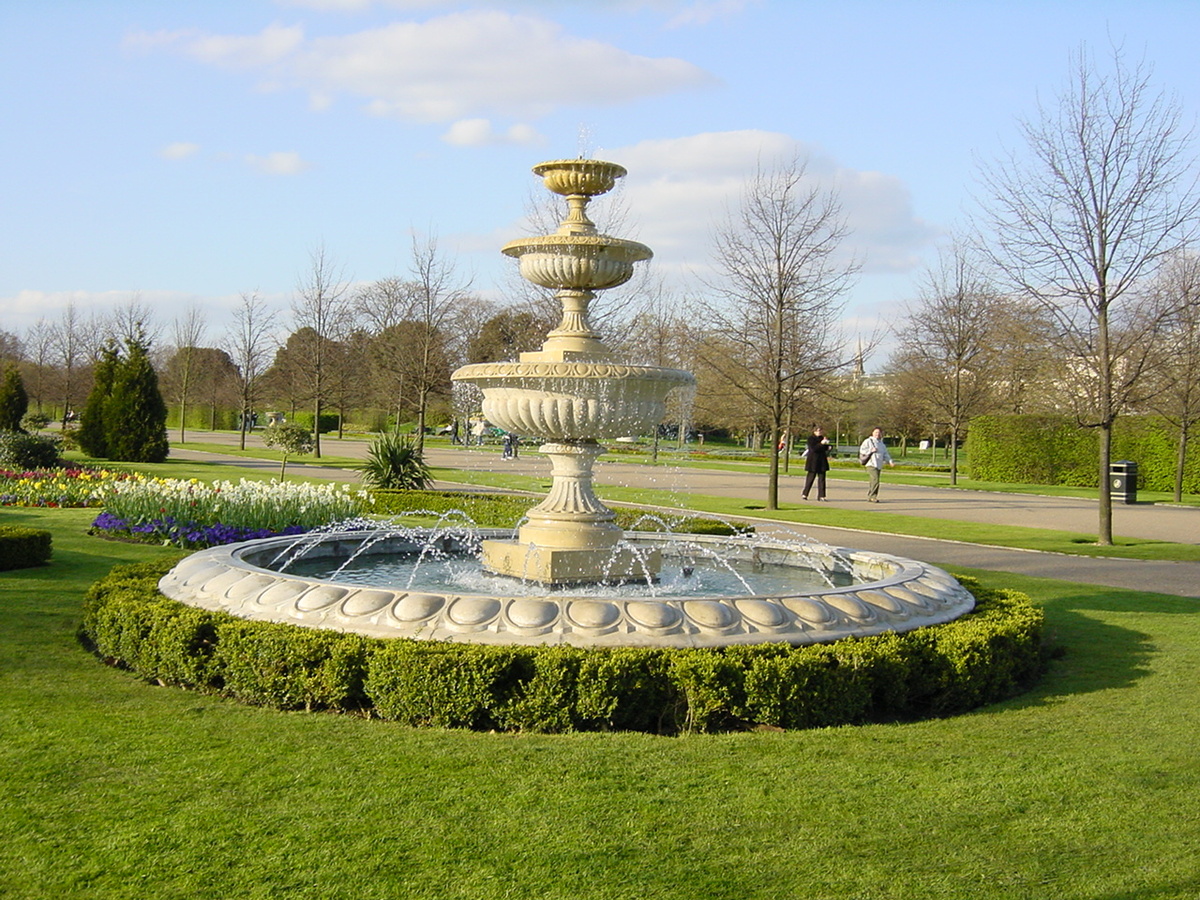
[81,561,1045,733]
[292,412,340,434]
[0,525,52,570]
[368,489,749,536]
[969,414,1200,493]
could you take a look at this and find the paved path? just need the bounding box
[173,432,1200,598]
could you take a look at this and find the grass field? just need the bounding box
[3,500,1200,899]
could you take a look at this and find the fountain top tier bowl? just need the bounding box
[532,158,626,198]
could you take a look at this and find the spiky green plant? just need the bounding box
[358,433,433,490]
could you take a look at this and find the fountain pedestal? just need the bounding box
[452,158,692,585]
[479,441,661,584]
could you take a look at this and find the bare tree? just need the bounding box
[167,303,207,443]
[701,157,860,509]
[105,294,162,347]
[1146,252,1200,501]
[978,45,1200,543]
[621,277,692,460]
[22,319,55,415]
[223,291,279,449]
[407,233,472,453]
[985,297,1058,414]
[352,277,421,334]
[291,246,352,458]
[50,301,89,428]
[891,243,998,483]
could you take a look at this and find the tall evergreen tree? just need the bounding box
[106,335,169,462]
[0,365,29,432]
[77,342,119,458]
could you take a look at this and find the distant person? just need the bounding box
[471,420,486,446]
[858,426,895,503]
[801,426,831,501]
[502,432,514,459]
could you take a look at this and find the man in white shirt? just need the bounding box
[858,426,895,503]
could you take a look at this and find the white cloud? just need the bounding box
[667,0,760,28]
[160,142,200,160]
[244,151,312,175]
[127,12,717,123]
[148,22,305,70]
[441,118,544,147]
[604,130,939,278]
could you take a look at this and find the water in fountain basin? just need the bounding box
[264,512,858,599]
[282,546,853,598]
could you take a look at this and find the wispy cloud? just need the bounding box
[127,11,717,129]
[441,118,544,147]
[244,151,312,175]
[607,130,939,277]
[667,0,760,28]
[160,142,201,160]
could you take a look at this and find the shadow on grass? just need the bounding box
[958,572,1198,712]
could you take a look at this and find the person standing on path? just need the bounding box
[859,426,895,502]
[801,426,832,501]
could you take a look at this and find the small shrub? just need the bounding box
[21,411,50,432]
[359,433,433,490]
[263,423,315,481]
[0,430,63,470]
[0,525,52,570]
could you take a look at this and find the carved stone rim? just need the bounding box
[451,361,695,383]
[157,530,976,649]
[501,234,652,261]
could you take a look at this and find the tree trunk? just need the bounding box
[1097,422,1113,545]
[1175,426,1189,504]
[313,396,322,459]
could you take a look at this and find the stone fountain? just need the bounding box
[451,159,694,585]
[157,158,976,649]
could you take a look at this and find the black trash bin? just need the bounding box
[1109,460,1138,504]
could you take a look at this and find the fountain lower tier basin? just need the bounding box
[158,531,976,648]
[450,362,694,440]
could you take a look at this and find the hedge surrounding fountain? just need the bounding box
[83,560,1045,734]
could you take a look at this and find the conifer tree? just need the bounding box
[0,365,29,432]
[106,335,169,462]
[77,342,119,458]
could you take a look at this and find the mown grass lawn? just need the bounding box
[3,506,1200,899]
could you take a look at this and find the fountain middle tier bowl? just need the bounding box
[501,234,653,291]
[157,530,977,648]
[451,361,694,441]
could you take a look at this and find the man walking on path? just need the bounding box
[859,426,895,503]
[801,426,832,501]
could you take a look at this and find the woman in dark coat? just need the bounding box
[802,426,832,501]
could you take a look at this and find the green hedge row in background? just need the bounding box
[81,560,1045,733]
[968,414,1200,493]
[0,525,52,571]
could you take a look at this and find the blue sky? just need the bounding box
[4,0,1199,368]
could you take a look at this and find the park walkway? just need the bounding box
[173,431,1200,598]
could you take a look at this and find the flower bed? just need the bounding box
[90,478,370,548]
[0,467,133,508]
